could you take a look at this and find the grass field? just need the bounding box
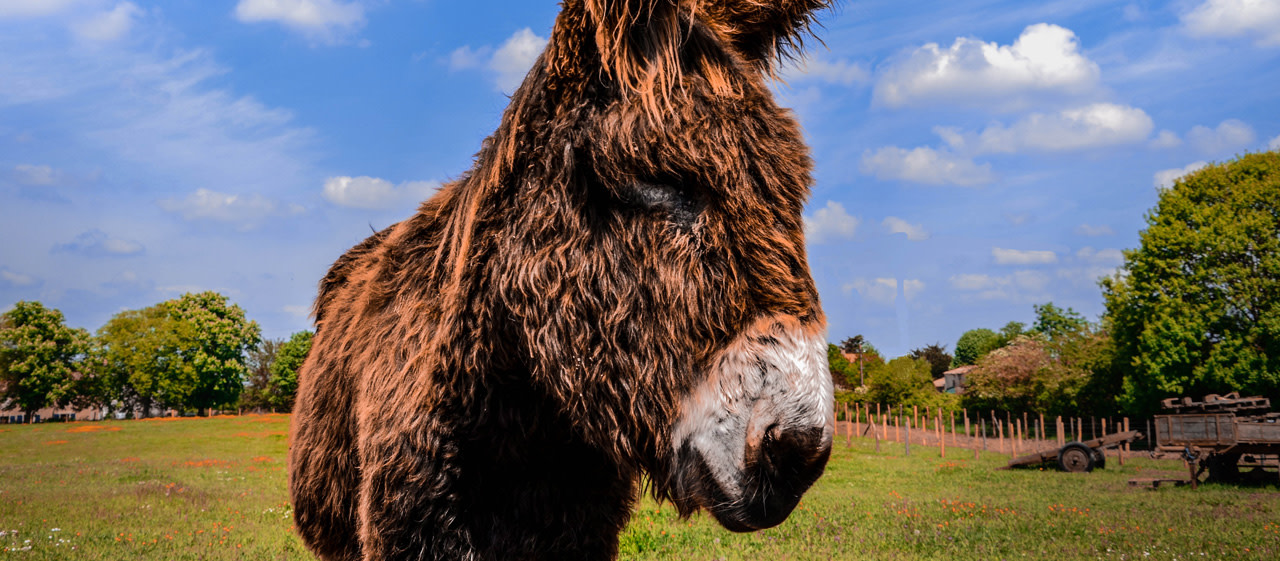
[1,415,1277,560]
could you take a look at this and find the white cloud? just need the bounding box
[1150,129,1182,149]
[490,28,547,92]
[1187,119,1256,155]
[936,103,1154,154]
[451,28,547,93]
[0,36,320,198]
[448,45,487,70]
[992,247,1057,265]
[1183,0,1280,46]
[860,146,995,186]
[882,216,930,241]
[1154,161,1209,189]
[1074,224,1114,237]
[234,0,364,44]
[283,304,310,317]
[782,56,870,86]
[1271,134,1280,150]
[949,270,1049,300]
[874,23,1100,109]
[72,2,141,42]
[322,176,440,211]
[53,229,144,257]
[158,188,280,228]
[844,277,924,305]
[0,268,37,287]
[804,200,859,244]
[13,164,60,185]
[1075,247,1125,266]
[0,0,83,18]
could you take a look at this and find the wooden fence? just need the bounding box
[834,402,1152,463]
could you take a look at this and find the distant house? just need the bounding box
[940,365,976,394]
[0,403,105,424]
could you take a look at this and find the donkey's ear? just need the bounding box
[706,0,832,71]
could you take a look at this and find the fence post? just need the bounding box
[981,419,987,451]
[938,411,945,458]
[1056,416,1064,447]
[904,415,911,456]
[950,410,956,447]
[1121,417,1130,467]
[997,420,1005,456]
[854,403,860,443]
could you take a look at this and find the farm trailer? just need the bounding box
[1153,393,1280,484]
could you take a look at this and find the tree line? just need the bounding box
[831,150,1280,418]
[0,292,312,421]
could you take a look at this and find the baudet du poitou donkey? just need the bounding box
[290,1,836,559]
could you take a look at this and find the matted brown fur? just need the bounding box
[289,1,831,559]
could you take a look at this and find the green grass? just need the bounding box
[1,417,1276,560]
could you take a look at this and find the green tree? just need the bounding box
[164,292,262,415]
[951,328,1002,367]
[996,321,1026,347]
[240,337,283,412]
[962,335,1091,416]
[1031,303,1087,342]
[908,343,952,379]
[1103,151,1280,415]
[865,357,955,410]
[267,330,312,411]
[91,304,196,417]
[0,302,90,421]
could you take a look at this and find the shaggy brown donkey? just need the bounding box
[289,1,835,559]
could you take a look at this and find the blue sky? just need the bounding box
[1,0,1278,358]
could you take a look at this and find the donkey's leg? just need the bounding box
[355,404,473,561]
[290,353,363,561]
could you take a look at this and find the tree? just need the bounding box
[866,356,956,411]
[0,302,90,422]
[996,321,1026,346]
[840,335,865,355]
[1031,303,1087,342]
[951,328,1002,367]
[1103,151,1280,414]
[835,335,882,387]
[962,335,1090,416]
[91,304,195,417]
[240,337,283,411]
[827,344,856,390]
[908,343,952,379]
[164,292,262,415]
[267,330,312,411]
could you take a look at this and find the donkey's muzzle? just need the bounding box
[669,315,834,533]
[710,425,831,532]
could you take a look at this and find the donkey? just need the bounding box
[289,0,835,559]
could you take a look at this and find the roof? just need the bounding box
[932,377,945,388]
[943,365,978,375]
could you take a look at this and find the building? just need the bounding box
[0,403,106,424]
[940,365,976,394]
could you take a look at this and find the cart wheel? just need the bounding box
[1058,443,1096,473]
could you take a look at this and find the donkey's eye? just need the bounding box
[623,181,701,229]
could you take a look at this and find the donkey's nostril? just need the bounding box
[761,426,826,476]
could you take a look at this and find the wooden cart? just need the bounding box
[1154,393,1280,484]
[1006,430,1142,472]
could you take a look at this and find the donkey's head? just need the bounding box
[473,0,833,533]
